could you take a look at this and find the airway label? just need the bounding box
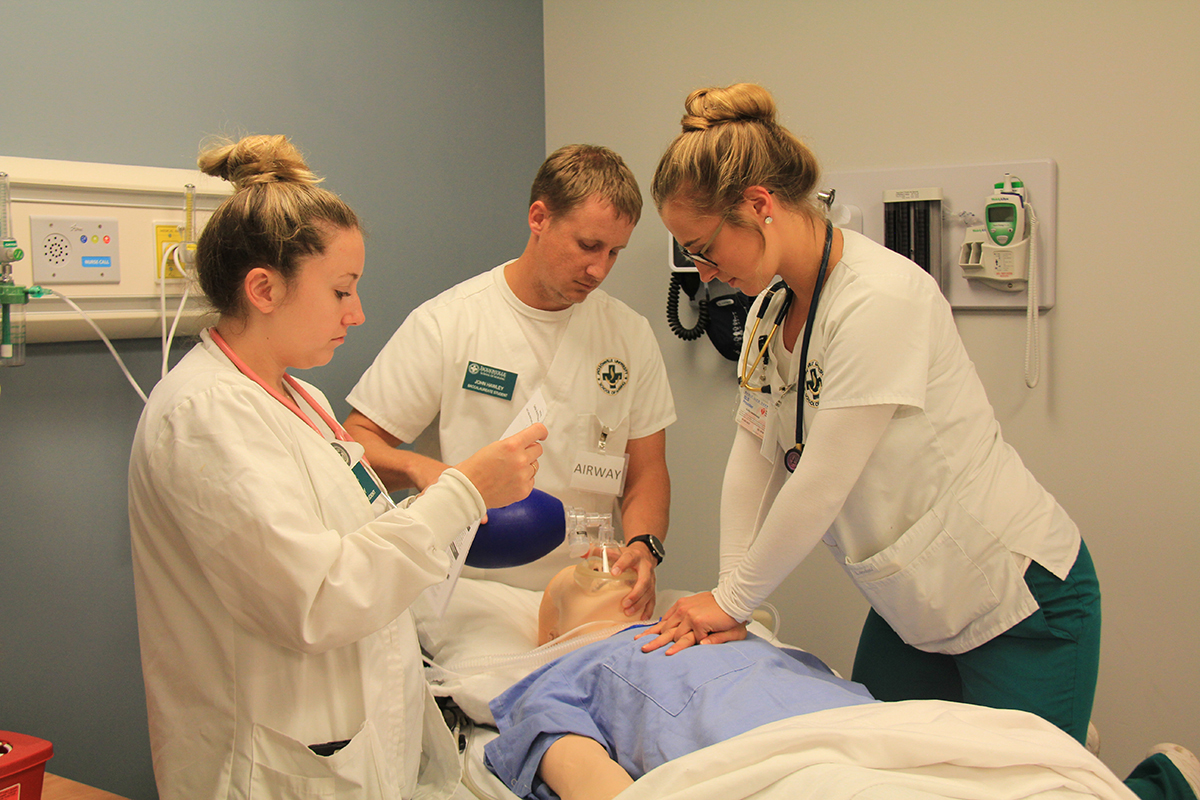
[82,256,112,268]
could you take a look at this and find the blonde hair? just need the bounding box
[196,134,359,317]
[530,144,643,225]
[651,84,823,230]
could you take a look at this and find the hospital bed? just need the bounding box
[415,578,1137,800]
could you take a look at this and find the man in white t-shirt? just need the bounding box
[345,145,676,616]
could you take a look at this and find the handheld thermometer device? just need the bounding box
[986,179,1026,247]
[958,175,1029,290]
[957,173,1042,388]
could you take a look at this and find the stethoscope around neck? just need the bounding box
[737,217,834,473]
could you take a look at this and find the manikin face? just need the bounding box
[269,226,366,370]
[525,195,635,311]
[538,563,647,646]
[660,199,774,297]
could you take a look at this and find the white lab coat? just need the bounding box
[129,330,468,799]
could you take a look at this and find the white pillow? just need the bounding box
[415,577,542,666]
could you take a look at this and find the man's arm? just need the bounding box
[538,734,633,800]
[343,409,449,494]
[613,429,669,617]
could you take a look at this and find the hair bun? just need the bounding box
[197,134,320,191]
[681,83,778,132]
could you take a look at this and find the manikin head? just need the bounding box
[538,557,649,646]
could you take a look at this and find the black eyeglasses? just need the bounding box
[676,215,727,269]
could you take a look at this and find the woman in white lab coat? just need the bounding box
[637,84,1103,747]
[128,134,546,800]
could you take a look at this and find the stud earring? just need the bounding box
[765,216,773,224]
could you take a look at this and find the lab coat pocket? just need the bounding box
[842,502,1005,652]
[249,720,397,800]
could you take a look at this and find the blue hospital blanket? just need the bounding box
[485,626,878,800]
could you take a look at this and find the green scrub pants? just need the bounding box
[850,540,1101,745]
[849,542,1196,800]
[1125,753,1198,800]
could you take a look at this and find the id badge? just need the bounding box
[735,388,769,441]
[331,439,392,511]
[570,450,629,497]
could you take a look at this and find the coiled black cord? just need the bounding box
[666,273,708,340]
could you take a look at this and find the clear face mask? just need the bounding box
[565,508,617,558]
[572,521,636,591]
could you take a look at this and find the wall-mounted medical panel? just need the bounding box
[1,155,230,342]
[824,160,1056,311]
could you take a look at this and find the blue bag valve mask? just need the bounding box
[466,488,567,569]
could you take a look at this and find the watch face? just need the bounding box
[638,535,664,562]
[630,535,664,563]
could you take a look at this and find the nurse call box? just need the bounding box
[30,215,121,284]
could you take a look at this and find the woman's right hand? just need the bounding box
[635,591,746,655]
[455,423,548,510]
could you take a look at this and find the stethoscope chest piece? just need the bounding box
[784,445,803,473]
[331,441,352,465]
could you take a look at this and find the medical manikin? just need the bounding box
[487,553,1199,800]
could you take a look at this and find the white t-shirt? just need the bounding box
[720,230,1079,654]
[348,263,677,589]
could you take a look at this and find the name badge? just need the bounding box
[735,388,769,441]
[331,439,387,507]
[462,361,517,401]
[570,450,628,497]
[352,461,383,504]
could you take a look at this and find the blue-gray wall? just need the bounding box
[0,3,545,797]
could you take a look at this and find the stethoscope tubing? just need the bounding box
[735,219,834,473]
[785,219,834,472]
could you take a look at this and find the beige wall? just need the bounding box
[544,0,1199,779]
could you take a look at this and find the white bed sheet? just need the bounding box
[613,700,1137,800]
[416,579,1136,800]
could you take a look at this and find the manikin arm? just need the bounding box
[538,734,633,800]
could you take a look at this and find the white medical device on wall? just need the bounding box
[0,156,227,342]
[958,174,1042,387]
[823,160,1056,389]
[958,174,1033,290]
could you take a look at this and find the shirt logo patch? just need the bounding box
[596,358,628,395]
[804,360,823,408]
[463,361,517,401]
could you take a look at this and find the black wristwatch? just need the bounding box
[626,534,665,565]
